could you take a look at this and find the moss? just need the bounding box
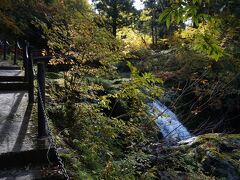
[153,133,240,179]
[46,72,64,79]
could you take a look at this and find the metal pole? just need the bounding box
[3,40,7,61]
[28,45,34,103]
[37,62,47,138]
[13,40,17,65]
[24,42,29,82]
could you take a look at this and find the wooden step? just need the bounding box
[0,166,64,180]
[0,69,24,77]
[0,61,21,70]
[0,82,29,91]
[0,66,21,70]
[0,148,58,169]
[0,70,25,82]
[0,76,25,82]
[0,148,64,179]
[0,160,64,180]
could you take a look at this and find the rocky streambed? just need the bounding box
[148,133,240,179]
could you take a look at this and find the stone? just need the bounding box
[151,133,240,179]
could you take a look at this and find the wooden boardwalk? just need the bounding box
[0,61,63,179]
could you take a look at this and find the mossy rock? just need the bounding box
[46,72,64,79]
[152,134,240,180]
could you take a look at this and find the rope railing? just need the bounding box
[24,43,69,180]
[37,76,69,180]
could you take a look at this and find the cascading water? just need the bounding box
[151,100,191,141]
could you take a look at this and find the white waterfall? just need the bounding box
[151,100,191,141]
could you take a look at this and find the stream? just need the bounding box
[151,100,191,141]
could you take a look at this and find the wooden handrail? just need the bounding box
[23,42,29,82]
[27,43,34,104]
[0,39,50,138]
[23,42,48,138]
[3,40,7,61]
[13,41,17,65]
[0,39,73,140]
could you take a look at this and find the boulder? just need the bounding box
[150,133,240,179]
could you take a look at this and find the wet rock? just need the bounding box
[202,151,239,180]
[177,136,197,146]
[151,133,240,179]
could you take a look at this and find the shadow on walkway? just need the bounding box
[12,103,33,152]
[0,92,33,153]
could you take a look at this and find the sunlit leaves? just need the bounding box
[117,27,151,53]
[115,62,163,100]
[173,21,224,60]
[159,2,210,29]
[159,7,175,29]
[158,0,230,60]
[195,32,223,60]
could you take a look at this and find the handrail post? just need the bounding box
[3,40,7,61]
[13,40,17,65]
[24,42,29,82]
[37,62,48,138]
[28,44,34,103]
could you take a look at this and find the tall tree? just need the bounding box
[92,0,136,37]
[143,0,168,46]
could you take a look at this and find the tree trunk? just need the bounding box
[151,22,155,45]
[151,8,157,47]
[154,26,158,45]
[112,21,117,37]
[112,0,118,37]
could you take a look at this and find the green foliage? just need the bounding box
[141,0,169,46]
[48,67,162,178]
[41,2,164,178]
[0,0,62,46]
[158,0,240,60]
[171,21,224,60]
[194,28,223,60]
[159,0,211,28]
[92,0,137,36]
[151,134,240,179]
[117,27,151,53]
[3,0,239,179]
[99,62,163,116]
[122,62,163,98]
